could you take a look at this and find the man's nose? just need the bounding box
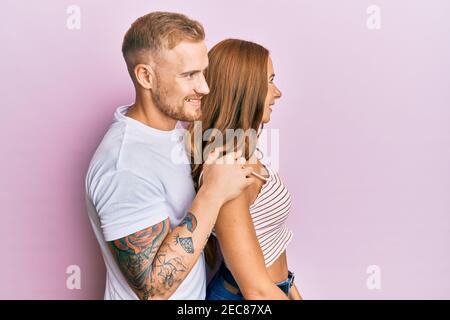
[196,73,210,95]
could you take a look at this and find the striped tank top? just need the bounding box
[204,164,293,267]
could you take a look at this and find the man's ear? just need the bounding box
[134,64,155,90]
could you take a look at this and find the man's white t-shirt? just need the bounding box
[85,105,205,300]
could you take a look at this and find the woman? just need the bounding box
[189,39,302,300]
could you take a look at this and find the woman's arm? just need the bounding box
[215,189,288,300]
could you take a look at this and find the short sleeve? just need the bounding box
[91,169,170,241]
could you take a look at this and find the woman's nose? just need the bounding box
[274,85,282,98]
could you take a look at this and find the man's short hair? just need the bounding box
[122,11,205,81]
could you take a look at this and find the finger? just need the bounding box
[222,151,238,165]
[236,156,246,165]
[205,148,220,164]
[243,166,254,176]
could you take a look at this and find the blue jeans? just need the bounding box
[206,262,295,300]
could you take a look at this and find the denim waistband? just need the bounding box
[219,263,294,296]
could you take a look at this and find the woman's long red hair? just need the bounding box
[187,39,269,269]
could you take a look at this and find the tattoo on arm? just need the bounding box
[174,212,196,254]
[108,212,201,299]
[109,220,169,300]
[179,212,197,233]
[153,244,188,288]
[175,234,194,254]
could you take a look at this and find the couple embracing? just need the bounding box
[86,11,301,300]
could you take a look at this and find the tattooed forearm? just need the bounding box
[173,212,197,254]
[109,220,169,299]
[175,233,194,254]
[153,245,188,289]
[179,212,197,233]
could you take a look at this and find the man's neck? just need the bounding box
[125,99,177,131]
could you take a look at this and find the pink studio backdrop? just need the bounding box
[1,0,449,299]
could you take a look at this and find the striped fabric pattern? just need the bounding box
[208,165,293,267]
[249,165,293,267]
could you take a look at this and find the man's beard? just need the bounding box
[152,83,202,122]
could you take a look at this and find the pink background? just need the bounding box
[1,0,449,299]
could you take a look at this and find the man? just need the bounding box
[85,12,255,300]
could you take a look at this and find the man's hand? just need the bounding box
[200,149,256,205]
